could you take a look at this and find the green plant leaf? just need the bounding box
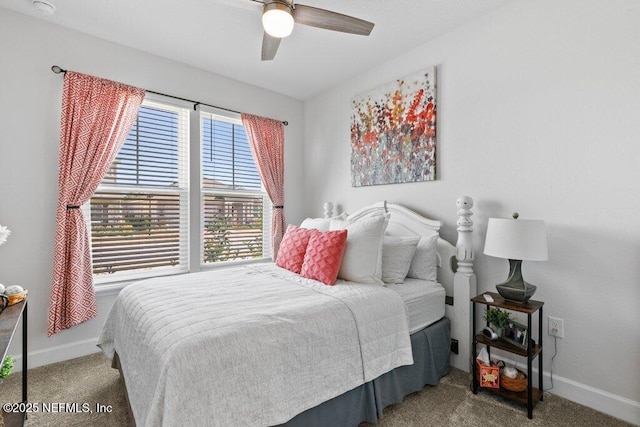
[483,307,512,329]
[0,355,14,379]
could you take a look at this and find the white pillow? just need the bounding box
[330,213,389,284]
[407,234,439,281]
[300,213,347,231]
[381,236,420,284]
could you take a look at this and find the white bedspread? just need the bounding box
[97,263,413,426]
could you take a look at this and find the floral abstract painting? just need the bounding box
[350,68,436,187]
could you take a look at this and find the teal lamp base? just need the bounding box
[495,259,537,303]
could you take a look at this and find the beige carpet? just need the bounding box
[0,353,632,426]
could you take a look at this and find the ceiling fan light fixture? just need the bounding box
[262,2,294,38]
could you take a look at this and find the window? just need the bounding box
[201,112,271,265]
[89,100,272,285]
[90,100,189,282]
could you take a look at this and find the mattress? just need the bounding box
[386,279,446,334]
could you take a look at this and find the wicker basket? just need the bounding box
[500,366,527,392]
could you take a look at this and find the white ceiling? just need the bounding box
[1,0,512,100]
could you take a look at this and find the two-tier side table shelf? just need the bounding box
[471,292,543,419]
[0,298,28,427]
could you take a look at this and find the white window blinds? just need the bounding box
[201,112,271,264]
[90,100,189,281]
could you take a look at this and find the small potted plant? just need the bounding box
[0,356,14,383]
[483,307,511,336]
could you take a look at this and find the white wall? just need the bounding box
[0,10,305,368]
[303,0,640,423]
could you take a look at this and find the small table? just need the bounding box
[0,298,28,427]
[471,292,543,419]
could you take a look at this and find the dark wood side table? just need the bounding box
[471,292,543,419]
[0,298,28,427]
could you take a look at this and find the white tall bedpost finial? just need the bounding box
[451,195,477,373]
[455,196,474,274]
[323,202,334,219]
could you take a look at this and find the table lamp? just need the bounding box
[484,213,548,303]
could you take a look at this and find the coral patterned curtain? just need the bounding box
[241,114,285,257]
[48,72,145,336]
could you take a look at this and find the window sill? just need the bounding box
[199,257,272,271]
[94,269,188,297]
[94,259,273,297]
[94,281,131,297]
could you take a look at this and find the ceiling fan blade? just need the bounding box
[261,32,281,61]
[293,4,374,36]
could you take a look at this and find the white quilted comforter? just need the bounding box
[97,263,413,426]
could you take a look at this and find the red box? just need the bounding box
[476,359,500,388]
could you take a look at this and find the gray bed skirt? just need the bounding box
[114,316,450,426]
[280,316,451,427]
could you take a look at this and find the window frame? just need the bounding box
[90,97,191,286]
[198,108,272,269]
[90,99,273,289]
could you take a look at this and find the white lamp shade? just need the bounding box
[484,218,548,261]
[262,4,294,38]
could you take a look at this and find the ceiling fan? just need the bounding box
[252,0,375,60]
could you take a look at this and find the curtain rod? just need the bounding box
[50,65,288,126]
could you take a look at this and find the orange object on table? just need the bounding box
[476,359,500,389]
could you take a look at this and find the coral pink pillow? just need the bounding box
[300,229,348,286]
[276,225,315,274]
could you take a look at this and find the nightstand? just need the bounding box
[0,298,28,427]
[471,292,543,419]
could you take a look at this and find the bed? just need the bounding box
[98,199,477,426]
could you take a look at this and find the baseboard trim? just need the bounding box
[12,338,101,372]
[8,338,640,425]
[495,355,640,426]
[544,370,640,426]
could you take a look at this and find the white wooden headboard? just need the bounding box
[345,201,456,303]
[330,198,477,372]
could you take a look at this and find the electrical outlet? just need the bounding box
[548,316,564,338]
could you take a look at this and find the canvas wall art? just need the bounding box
[350,68,436,187]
